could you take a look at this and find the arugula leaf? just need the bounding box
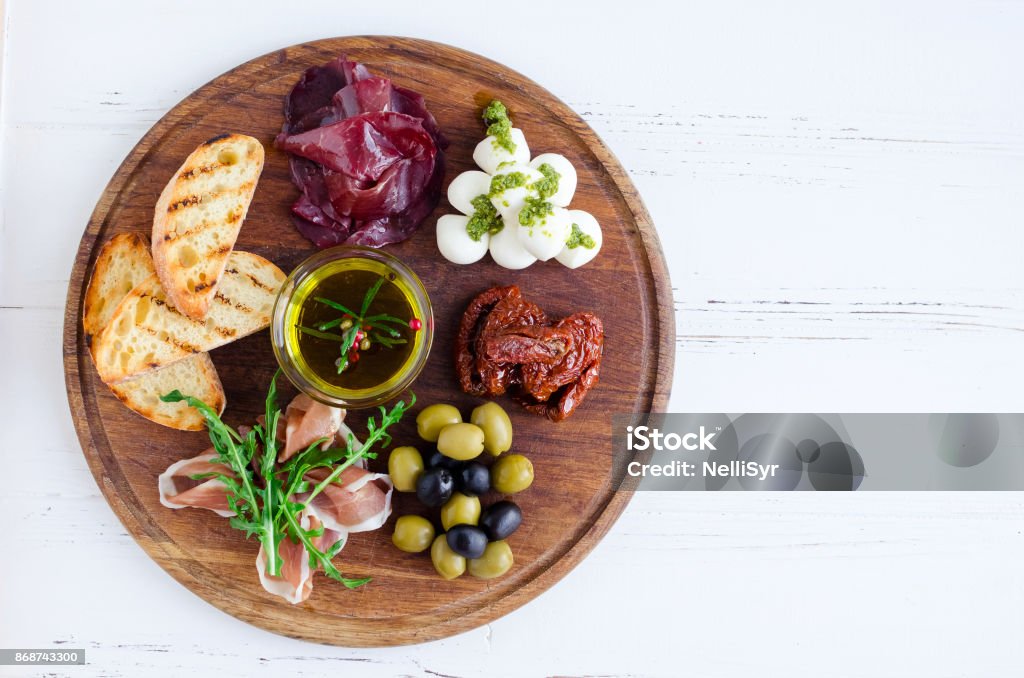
[161,390,261,529]
[162,378,414,596]
[299,395,414,507]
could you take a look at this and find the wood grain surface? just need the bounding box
[61,36,673,646]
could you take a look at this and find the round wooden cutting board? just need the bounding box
[63,37,673,646]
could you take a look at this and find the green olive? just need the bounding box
[440,492,481,530]
[436,423,485,461]
[387,446,424,492]
[391,515,435,553]
[470,401,513,456]
[416,404,462,442]
[430,534,466,580]
[468,540,514,579]
[491,454,534,494]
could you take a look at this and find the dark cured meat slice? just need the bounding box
[324,153,433,219]
[278,56,445,248]
[291,213,350,249]
[332,77,395,119]
[277,114,409,182]
[293,194,351,235]
[345,150,445,247]
[283,58,349,134]
[289,157,351,227]
[282,56,448,146]
[293,136,445,249]
[392,85,448,149]
[342,59,372,83]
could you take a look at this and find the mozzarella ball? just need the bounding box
[488,164,544,222]
[516,205,573,262]
[447,171,492,216]
[555,210,603,269]
[489,223,537,270]
[529,153,577,207]
[473,128,530,174]
[436,214,490,265]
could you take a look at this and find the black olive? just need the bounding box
[425,448,465,473]
[458,461,491,496]
[446,525,488,559]
[479,501,522,541]
[416,467,454,507]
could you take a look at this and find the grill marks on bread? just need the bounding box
[152,134,265,320]
[81,231,227,430]
[93,251,285,384]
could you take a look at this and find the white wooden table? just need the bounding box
[2,1,1023,675]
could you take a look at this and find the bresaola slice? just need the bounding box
[278,113,409,182]
[277,55,447,248]
[331,76,395,119]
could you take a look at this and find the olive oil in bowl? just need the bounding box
[272,247,433,408]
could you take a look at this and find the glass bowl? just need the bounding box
[271,246,433,409]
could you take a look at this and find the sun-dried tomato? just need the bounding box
[520,313,603,402]
[482,324,574,364]
[454,285,520,396]
[455,287,604,421]
[474,293,548,396]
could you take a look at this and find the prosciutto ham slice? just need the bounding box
[281,393,343,462]
[300,466,393,534]
[157,393,393,604]
[255,513,347,605]
[157,450,235,517]
[253,467,393,605]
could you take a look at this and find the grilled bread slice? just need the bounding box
[93,250,285,384]
[108,355,224,431]
[152,133,265,320]
[83,232,226,430]
[83,232,156,349]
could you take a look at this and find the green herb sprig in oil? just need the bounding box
[297,275,422,374]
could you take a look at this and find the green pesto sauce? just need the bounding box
[482,100,516,154]
[566,223,596,249]
[518,195,554,228]
[488,171,528,198]
[532,163,561,200]
[466,194,503,241]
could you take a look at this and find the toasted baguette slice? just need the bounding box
[94,251,285,384]
[83,231,226,429]
[153,133,265,320]
[109,354,225,431]
[83,232,156,349]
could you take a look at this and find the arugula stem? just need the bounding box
[301,452,367,508]
[160,384,413,596]
[259,378,282,578]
